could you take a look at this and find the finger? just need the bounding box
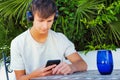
[52,68,55,71]
[42,70,53,76]
[52,62,67,74]
[52,63,63,74]
[62,68,71,75]
[56,64,73,75]
[56,64,66,74]
[44,64,56,71]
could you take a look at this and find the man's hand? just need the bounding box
[52,62,75,75]
[29,64,57,78]
[16,64,57,80]
[52,52,88,76]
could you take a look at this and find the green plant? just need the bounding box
[0,16,26,59]
[0,0,28,59]
[0,0,120,57]
[74,0,120,51]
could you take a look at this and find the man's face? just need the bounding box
[33,12,55,34]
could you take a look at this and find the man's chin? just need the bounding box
[40,30,48,34]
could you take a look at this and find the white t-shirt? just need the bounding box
[10,29,76,74]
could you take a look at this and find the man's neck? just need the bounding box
[30,27,48,43]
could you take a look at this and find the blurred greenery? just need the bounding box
[0,0,120,59]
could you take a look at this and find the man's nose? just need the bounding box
[42,22,48,29]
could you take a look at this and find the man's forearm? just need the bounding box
[71,60,87,72]
[17,75,31,80]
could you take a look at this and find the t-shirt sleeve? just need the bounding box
[64,41,76,57]
[59,33,77,57]
[10,39,25,70]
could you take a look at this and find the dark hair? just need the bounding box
[32,0,57,19]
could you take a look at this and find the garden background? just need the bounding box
[0,0,120,59]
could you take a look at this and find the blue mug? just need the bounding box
[97,50,113,75]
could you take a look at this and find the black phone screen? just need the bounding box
[45,60,61,67]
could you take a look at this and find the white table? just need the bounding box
[31,69,120,80]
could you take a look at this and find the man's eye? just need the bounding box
[48,20,52,22]
[39,20,44,22]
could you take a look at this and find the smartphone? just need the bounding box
[45,60,61,67]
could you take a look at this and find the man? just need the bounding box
[10,0,87,80]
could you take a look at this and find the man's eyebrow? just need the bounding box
[37,18,45,20]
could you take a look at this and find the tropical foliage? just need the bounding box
[0,0,120,58]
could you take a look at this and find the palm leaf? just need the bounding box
[109,21,120,44]
[0,0,31,23]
